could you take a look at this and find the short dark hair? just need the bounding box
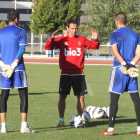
[67,19,78,27]
[115,12,127,24]
[7,10,19,22]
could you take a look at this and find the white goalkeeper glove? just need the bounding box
[128,67,139,78]
[119,61,129,75]
[0,61,11,72]
[119,61,139,78]
[2,61,18,78]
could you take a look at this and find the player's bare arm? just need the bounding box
[131,45,140,64]
[52,29,62,39]
[111,44,124,63]
[112,44,128,75]
[88,29,98,40]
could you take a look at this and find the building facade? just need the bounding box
[0,0,89,32]
[80,0,89,25]
[0,0,32,31]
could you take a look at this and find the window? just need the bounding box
[0,8,32,14]
[19,21,30,31]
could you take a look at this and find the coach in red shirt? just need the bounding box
[45,19,99,127]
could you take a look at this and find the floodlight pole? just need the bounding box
[15,0,16,10]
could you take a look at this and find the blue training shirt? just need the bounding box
[0,25,27,71]
[110,27,140,67]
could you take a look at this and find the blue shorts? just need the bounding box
[108,67,138,94]
[1,71,28,89]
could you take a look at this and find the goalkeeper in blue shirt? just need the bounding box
[0,10,36,133]
[101,12,140,136]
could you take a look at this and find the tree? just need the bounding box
[34,33,48,41]
[0,21,7,29]
[86,0,140,44]
[77,24,91,38]
[30,0,82,32]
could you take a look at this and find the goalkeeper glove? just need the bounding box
[119,61,129,75]
[0,61,11,72]
[2,61,18,78]
[119,61,139,78]
[127,63,139,78]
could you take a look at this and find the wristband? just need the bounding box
[121,61,126,66]
[11,61,18,69]
[130,61,135,66]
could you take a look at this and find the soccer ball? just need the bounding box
[93,107,104,119]
[102,106,110,117]
[102,106,110,118]
[85,106,94,113]
[102,107,108,118]
[89,106,97,118]
[82,111,90,124]
[70,115,76,126]
[70,115,83,128]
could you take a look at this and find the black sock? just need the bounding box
[130,92,140,126]
[109,92,120,128]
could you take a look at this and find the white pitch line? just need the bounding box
[86,82,94,96]
[25,62,113,66]
[25,62,59,65]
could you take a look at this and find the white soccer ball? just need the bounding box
[106,106,110,117]
[70,115,76,126]
[85,106,93,113]
[102,106,110,118]
[70,115,83,128]
[82,111,90,123]
[102,107,109,118]
[93,107,104,119]
[89,106,97,118]
[102,107,108,118]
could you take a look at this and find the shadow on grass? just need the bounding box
[9,92,59,96]
[28,92,59,95]
[33,125,74,132]
[6,131,15,133]
[86,116,137,127]
[115,131,135,136]
[31,117,137,133]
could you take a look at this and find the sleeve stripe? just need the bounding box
[19,43,27,45]
[111,43,117,46]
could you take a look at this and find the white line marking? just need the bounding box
[86,82,94,96]
[25,62,113,66]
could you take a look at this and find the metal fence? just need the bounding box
[25,32,114,59]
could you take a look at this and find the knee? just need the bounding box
[0,94,9,112]
[110,101,118,108]
[59,95,67,101]
[19,89,28,100]
[1,93,9,102]
[134,101,140,109]
[78,95,84,102]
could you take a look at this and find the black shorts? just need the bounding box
[59,75,88,96]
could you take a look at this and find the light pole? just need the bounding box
[15,0,16,10]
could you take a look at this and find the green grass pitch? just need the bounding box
[0,64,140,140]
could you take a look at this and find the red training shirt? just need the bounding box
[45,34,100,75]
